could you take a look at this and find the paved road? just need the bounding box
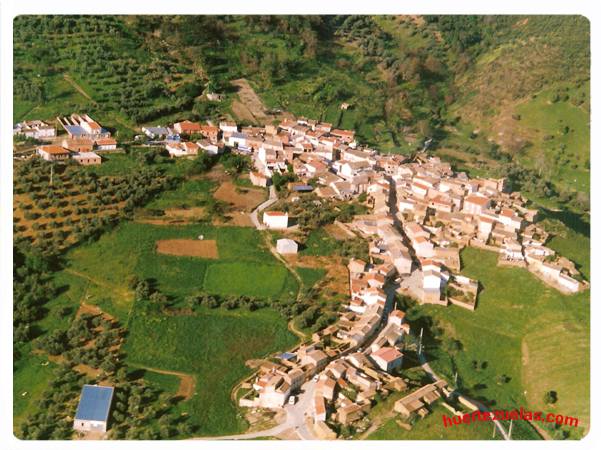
[250,185,277,229]
[194,380,317,440]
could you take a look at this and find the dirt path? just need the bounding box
[288,319,307,340]
[64,268,132,300]
[530,421,552,440]
[64,74,96,103]
[133,365,196,401]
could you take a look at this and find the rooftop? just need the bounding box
[74,385,114,422]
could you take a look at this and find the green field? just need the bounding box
[124,305,297,435]
[140,369,185,396]
[63,222,299,318]
[414,246,589,438]
[144,178,215,210]
[13,353,58,428]
[301,229,341,256]
[515,86,590,193]
[369,405,500,440]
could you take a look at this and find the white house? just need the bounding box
[166,141,199,158]
[95,138,117,151]
[557,273,580,293]
[14,120,56,139]
[276,239,298,255]
[263,211,289,229]
[463,195,491,215]
[219,121,238,133]
[413,236,435,258]
[197,140,222,155]
[370,347,403,373]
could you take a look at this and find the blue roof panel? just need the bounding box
[75,385,114,422]
[65,125,86,136]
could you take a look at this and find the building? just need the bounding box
[219,121,238,134]
[73,152,102,166]
[314,394,327,422]
[394,380,447,418]
[59,114,110,139]
[250,171,269,187]
[13,120,56,139]
[370,347,403,373]
[276,239,298,255]
[337,403,364,425]
[62,138,94,153]
[173,120,202,135]
[263,211,289,229]
[142,126,170,140]
[95,137,117,151]
[37,145,70,161]
[166,141,200,158]
[463,195,491,216]
[73,385,114,433]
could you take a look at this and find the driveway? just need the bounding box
[250,185,277,230]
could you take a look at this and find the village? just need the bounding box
[14,111,589,439]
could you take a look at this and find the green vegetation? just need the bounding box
[369,405,500,440]
[301,228,369,260]
[124,303,297,435]
[405,246,589,439]
[64,222,298,313]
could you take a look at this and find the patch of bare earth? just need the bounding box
[156,239,218,258]
[324,222,356,240]
[213,181,265,211]
[295,255,349,296]
[76,302,116,323]
[213,211,253,227]
[231,99,258,124]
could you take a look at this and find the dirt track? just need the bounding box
[136,366,196,401]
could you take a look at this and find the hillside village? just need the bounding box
[15,111,589,438]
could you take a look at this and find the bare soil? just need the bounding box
[294,255,349,297]
[156,239,218,258]
[213,181,265,211]
[213,211,253,227]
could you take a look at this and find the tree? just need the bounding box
[544,390,558,405]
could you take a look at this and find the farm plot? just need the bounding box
[156,239,219,259]
[124,306,297,436]
[63,222,299,310]
[213,181,265,211]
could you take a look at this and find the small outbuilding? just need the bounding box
[73,385,114,434]
[276,238,298,255]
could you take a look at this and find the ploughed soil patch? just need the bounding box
[295,255,349,296]
[213,211,253,227]
[213,181,265,211]
[156,239,219,259]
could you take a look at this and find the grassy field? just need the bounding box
[301,229,342,256]
[144,178,215,210]
[13,353,58,429]
[369,405,500,440]
[414,246,589,438]
[124,305,297,436]
[63,222,299,318]
[515,86,590,193]
[140,370,181,396]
